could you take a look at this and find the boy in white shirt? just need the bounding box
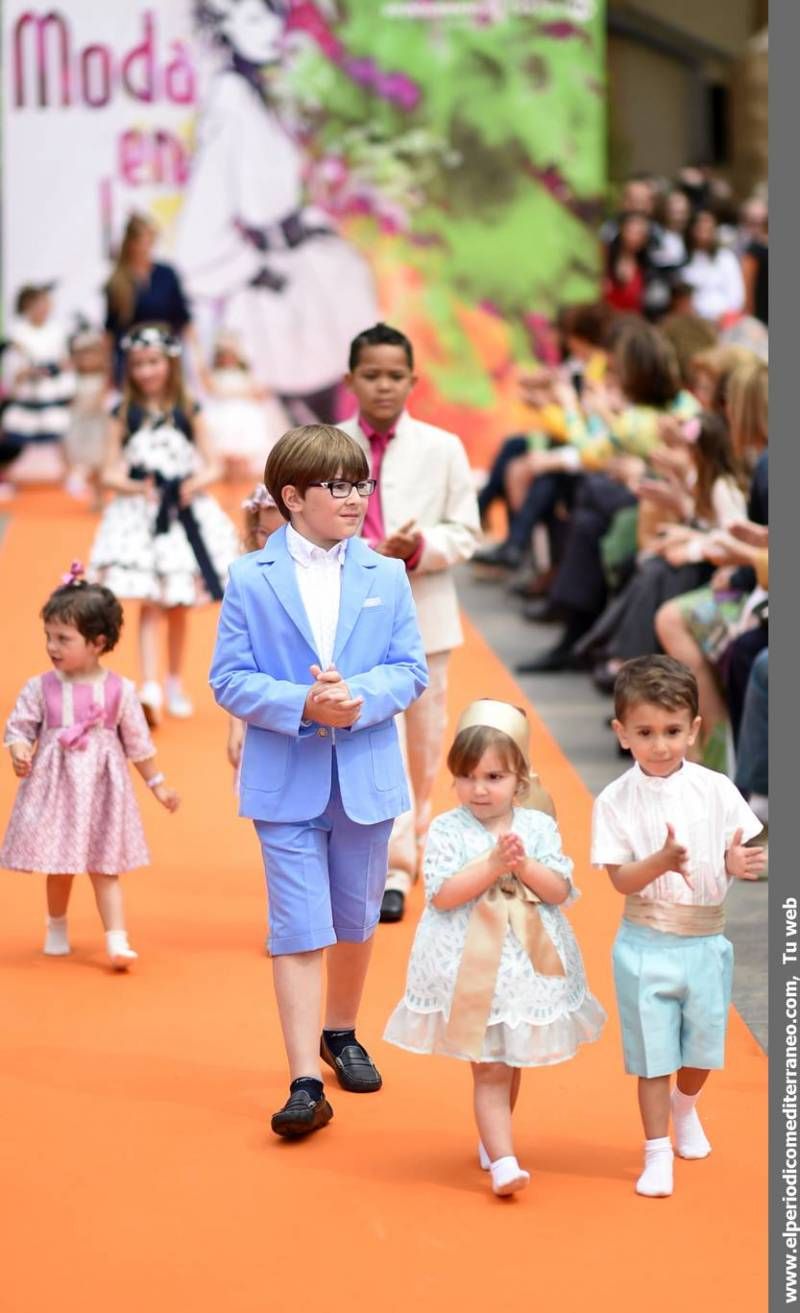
[339,323,480,922]
[591,656,765,1197]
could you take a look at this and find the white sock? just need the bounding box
[490,1155,530,1196]
[636,1137,673,1197]
[671,1087,711,1159]
[165,675,183,699]
[106,930,137,968]
[478,1141,491,1170]
[44,916,70,956]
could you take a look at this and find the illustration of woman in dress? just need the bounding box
[175,0,378,424]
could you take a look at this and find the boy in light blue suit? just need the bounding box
[210,425,427,1138]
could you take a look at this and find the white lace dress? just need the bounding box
[384,807,606,1067]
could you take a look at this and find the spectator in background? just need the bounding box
[0,283,74,495]
[740,198,768,327]
[682,210,745,324]
[656,188,691,265]
[660,279,719,387]
[603,213,654,314]
[104,214,195,385]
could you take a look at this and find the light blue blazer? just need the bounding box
[209,526,429,824]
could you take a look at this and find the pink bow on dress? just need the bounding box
[58,705,104,750]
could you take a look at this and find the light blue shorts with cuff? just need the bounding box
[254,759,393,957]
[612,920,733,1078]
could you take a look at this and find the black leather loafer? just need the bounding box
[380,889,405,923]
[320,1036,383,1093]
[270,1089,334,1138]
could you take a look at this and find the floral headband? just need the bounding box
[242,484,276,512]
[60,560,85,586]
[121,325,182,357]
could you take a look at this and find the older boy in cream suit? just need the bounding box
[340,323,480,922]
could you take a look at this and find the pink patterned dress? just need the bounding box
[1,670,155,874]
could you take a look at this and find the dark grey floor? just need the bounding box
[458,562,768,1051]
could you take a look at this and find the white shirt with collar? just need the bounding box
[285,523,347,670]
[591,760,761,906]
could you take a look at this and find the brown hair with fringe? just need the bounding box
[41,580,124,653]
[614,655,699,722]
[447,725,530,799]
[264,425,369,521]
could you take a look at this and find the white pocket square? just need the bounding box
[362,597,383,608]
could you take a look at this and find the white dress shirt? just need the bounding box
[285,524,346,669]
[591,760,761,905]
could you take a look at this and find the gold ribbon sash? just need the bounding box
[623,894,724,937]
[445,876,565,1060]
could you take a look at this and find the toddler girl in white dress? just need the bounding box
[385,699,605,1197]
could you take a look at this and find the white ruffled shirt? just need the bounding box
[591,760,762,905]
[285,524,347,669]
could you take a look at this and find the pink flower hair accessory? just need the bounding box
[60,560,85,586]
[241,485,276,513]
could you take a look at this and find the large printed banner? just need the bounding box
[2,0,604,461]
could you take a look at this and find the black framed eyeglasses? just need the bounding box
[307,479,376,498]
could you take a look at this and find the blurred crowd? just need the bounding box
[474,167,768,822]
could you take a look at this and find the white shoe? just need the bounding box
[43,935,71,957]
[106,932,138,971]
[109,946,138,971]
[44,917,70,956]
[165,690,194,719]
[138,681,163,728]
[64,472,89,500]
[490,1155,530,1197]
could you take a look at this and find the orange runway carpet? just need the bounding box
[0,492,766,1312]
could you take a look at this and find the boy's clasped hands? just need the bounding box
[304,664,363,729]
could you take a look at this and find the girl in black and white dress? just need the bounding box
[89,323,238,724]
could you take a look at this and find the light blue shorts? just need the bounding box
[612,920,733,1078]
[254,759,393,957]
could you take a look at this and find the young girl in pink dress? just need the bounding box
[0,566,179,968]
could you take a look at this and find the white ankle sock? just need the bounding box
[478,1141,491,1170]
[636,1137,673,1197]
[106,930,137,969]
[490,1155,530,1196]
[44,916,70,956]
[165,675,182,698]
[671,1087,711,1158]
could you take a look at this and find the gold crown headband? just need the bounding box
[455,699,530,765]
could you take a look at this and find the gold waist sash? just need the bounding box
[623,894,724,937]
[445,876,565,1061]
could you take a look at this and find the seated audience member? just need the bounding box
[682,210,745,324]
[514,323,699,673]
